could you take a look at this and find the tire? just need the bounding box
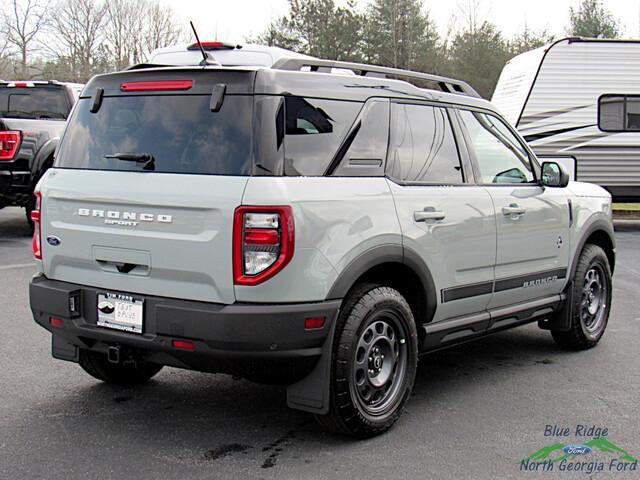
[314,283,418,438]
[79,350,163,385]
[551,244,612,350]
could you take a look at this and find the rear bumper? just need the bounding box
[29,274,340,377]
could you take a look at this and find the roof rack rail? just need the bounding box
[271,58,481,98]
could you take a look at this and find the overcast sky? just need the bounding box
[159,0,640,44]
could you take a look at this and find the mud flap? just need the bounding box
[286,311,338,415]
[52,334,79,362]
[538,281,573,332]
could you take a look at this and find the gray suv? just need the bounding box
[28,56,615,438]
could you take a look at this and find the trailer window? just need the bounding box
[599,95,640,132]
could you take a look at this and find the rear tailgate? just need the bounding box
[40,170,246,304]
[39,69,256,304]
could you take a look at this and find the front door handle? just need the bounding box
[502,203,526,217]
[414,207,446,222]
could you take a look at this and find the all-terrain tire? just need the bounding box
[314,283,418,438]
[551,244,612,350]
[79,350,163,385]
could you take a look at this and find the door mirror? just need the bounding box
[541,161,570,188]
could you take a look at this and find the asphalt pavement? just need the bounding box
[0,206,638,480]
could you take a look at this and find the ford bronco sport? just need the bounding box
[28,53,615,438]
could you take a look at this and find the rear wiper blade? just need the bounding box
[104,153,155,171]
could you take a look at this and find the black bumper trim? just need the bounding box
[30,275,341,369]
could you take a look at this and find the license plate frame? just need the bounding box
[97,292,144,334]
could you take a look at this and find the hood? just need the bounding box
[566,181,612,199]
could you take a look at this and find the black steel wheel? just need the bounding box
[552,244,612,350]
[315,284,418,438]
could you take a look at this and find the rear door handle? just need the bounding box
[414,208,446,222]
[502,203,526,217]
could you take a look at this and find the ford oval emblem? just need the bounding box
[46,235,61,246]
[563,444,592,455]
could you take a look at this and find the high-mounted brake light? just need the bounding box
[8,82,34,87]
[32,191,42,260]
[187,41,236,51]
[233,206,294,286]
[0,130,21,161]
[120,80,193,92]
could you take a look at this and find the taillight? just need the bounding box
[32,191,42,260]
[0,130,21,161]
[120,80,193,92]
[233,206,294,286]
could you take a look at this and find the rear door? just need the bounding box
[456,108,570,308]
[39,70,256,304]
[386,102,496,324]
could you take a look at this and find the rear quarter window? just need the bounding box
[56,94,253,175]
[283,97,362,176]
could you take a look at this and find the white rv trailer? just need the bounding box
[492,37,640,202]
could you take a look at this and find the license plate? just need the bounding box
[97,293,144,334]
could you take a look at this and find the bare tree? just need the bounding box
[142,1,182,60]
[105,0,182,69]
[2,0,49,77]
[50,0,107,81]
[104,0,142,70]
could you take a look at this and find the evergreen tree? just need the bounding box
[568,0,621,39]
[448,21,510,99]
[364,0,440,71]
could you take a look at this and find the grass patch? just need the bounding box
[613,203,640,211]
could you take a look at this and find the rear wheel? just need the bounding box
[314,284,418,438]
[79,350,163,385]
[551,244,612,350]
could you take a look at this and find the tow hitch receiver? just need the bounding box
[107,346,121,364]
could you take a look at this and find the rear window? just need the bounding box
[56,95,253,175]
[0,86,70,120]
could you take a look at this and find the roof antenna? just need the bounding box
[190,21,217,66]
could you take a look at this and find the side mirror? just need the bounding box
[541,161,570,188]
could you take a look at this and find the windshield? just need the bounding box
[56,94,253,175]
[0,86,70,119]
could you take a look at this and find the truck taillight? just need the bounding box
[32,191,42,260]
[0,130,21,161]
[233,206,294,286]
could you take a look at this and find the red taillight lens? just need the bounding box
[120,80,193,92]
[172,339,194,351]
[187,41,235,50]
[233,206,294,286]
[32,191,42,260]
[0,130,21,161]
[50,317,64,328]
[304,317,326,330]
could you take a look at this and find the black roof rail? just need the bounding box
[271,58,481,98]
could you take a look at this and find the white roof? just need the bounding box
[149,43,315,68]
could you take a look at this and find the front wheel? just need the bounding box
[315,284,418,438]
[551,244,612,350]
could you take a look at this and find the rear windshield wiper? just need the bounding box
[104,153,155,171]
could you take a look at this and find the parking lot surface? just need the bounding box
[1,207,638,480]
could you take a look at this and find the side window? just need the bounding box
[387,103,464,184]
[458,109,535,184]
[283,97,361,176]
[599,95,640,132]
[330,99,389,177]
